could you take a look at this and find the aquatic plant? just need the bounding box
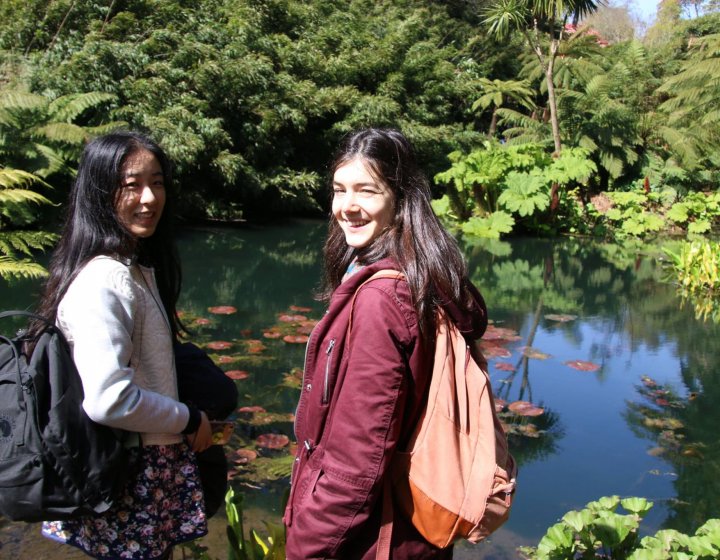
[519,495,720,559]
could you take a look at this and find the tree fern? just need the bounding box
[0,255,49,280]
[0,230,57,256]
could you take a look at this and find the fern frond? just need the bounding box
[33,122,89,145]
[0,92,47,112]
[0,231,58,256]
[49,92,116,123]
[0,168,50,190]
[0,255,48,280]
[0,188,53,206]
[85,121,129,136]
[31,144,68,178]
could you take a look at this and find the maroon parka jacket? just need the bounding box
[283,259,487,559]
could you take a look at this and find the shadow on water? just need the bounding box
[1,221,719,558]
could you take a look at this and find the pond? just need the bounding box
[1,219,719,559]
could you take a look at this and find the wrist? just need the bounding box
[182,404,201,434]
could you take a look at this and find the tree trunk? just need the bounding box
[546,39,562,155]
[488,108,498,138]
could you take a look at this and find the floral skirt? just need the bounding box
[42,442,207,559]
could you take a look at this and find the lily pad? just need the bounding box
[263,331,282,339]
[238,405,267,414]
[206,340,233,351]
[192,317,211,326]
[564,360,600,372]
[508,400,545,417]
[544,314,577,322]
[482,325,522,342]
[208,305,237,315]
[231,448,258,464]
[256,433,290,449]
[289,305,312,313]
[225,369,249,380]
[283,335,309,344]
[278,314,307,323]
[217,355,240,364]
[521,347,551,360]
[479,342,512,359]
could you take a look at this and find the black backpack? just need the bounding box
[0,311,130,522]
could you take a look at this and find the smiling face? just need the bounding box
[331,157,395,249]
[115,149,166,239]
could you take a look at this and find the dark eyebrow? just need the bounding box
[332,181,378,188]
[123,170,164,179]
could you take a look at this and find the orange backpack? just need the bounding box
[358,271,517,557]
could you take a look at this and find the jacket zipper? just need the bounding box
[322,338,336,405]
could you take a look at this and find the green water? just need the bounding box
[1,220,719,559]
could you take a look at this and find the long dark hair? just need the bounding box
[34,131,183,337]
[322,127,474,341]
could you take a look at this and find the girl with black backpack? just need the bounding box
[34,131,212,559]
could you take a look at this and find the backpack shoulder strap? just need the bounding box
[347,270,405,336]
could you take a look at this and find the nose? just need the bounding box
[341,191,359,213]
[139,185,157,205]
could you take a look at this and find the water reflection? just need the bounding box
[1,223,718,559]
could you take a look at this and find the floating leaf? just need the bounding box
[494,362,516,372]
[517,423,541,437]
[278,314,307,323]
[246,340,267,354]
[494,397,507,413]
[480,342,512,359]
[483,325,522,342]
[263,331,282,339]
[544,314,577,322]
[225,370,249,380]
[283,335,309,344]
[193,317,211,326]
[238,405,266,414]
[522,347,551,360]
[217,356,236,364]
[508,400,545,416]
[256,433,290,449]
[641,375,657,387]
[232,448,258,464]
[208,305,237,315]
[239,329,253,338]
[564,360,601,372]
[206,340,233,351]
[296,324,314,335]
[290,305,312,313]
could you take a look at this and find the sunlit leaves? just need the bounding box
[498,171,550,217]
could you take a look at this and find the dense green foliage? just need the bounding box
[1,0,720,272]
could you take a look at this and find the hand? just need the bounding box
[188,411,212,452]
